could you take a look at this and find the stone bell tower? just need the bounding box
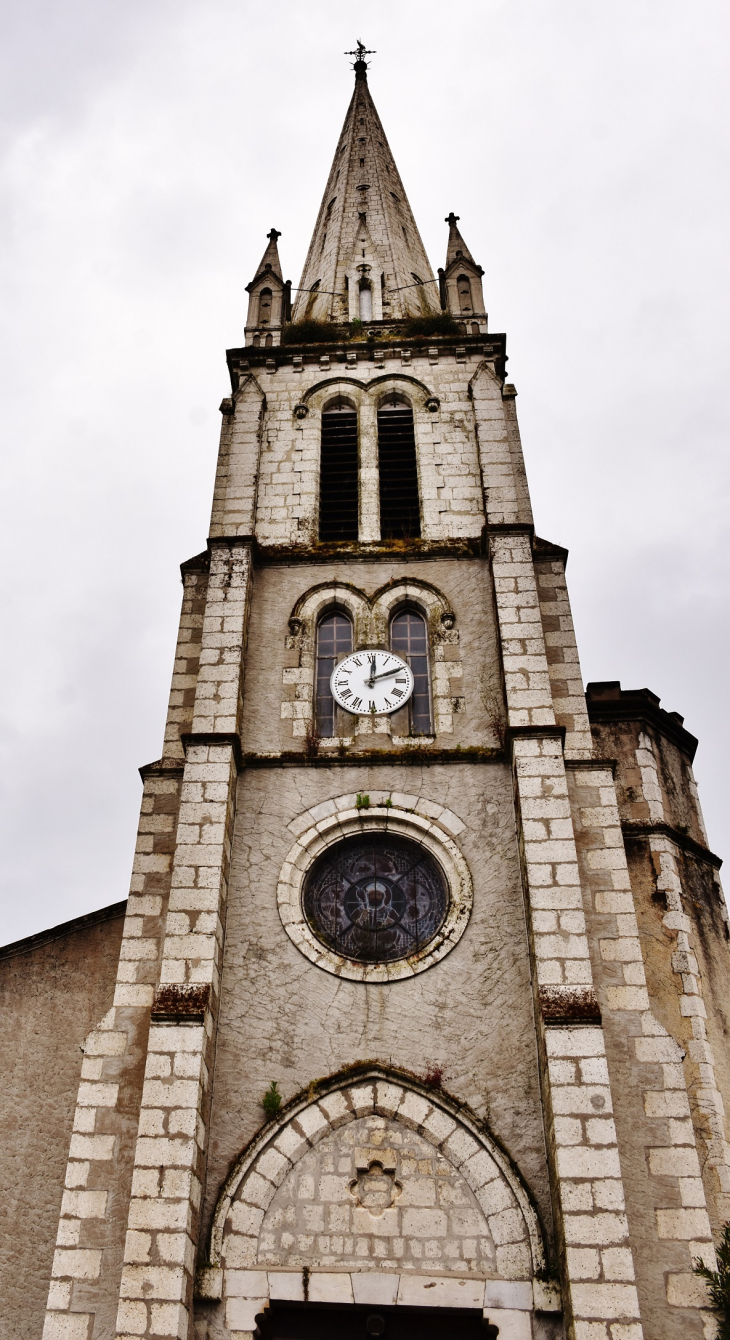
[22,40,728,1340]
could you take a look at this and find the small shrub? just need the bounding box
[262,1081,282,1118]
[356,793,370,809]
[402,313,462,340]
[694,1225,730,1337]
[423,1063,444,1089]
[281,319,342,345]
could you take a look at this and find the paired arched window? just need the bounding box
[315,612,353,737]
[377,395,421,539]
[318,399,359,542]
[314,607,432,738]
[456,274,473,314]
[391,608,432,735]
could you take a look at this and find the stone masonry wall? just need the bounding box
[0,909,125,1340]
[211,342,520,547]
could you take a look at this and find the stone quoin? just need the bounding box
[1,39,728,1340]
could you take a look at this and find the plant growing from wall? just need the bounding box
[356,793,370,809]
[281,319,342,345]
[402,313,462,340]
[694,1227,730,1338]
[304,721,321,758]
[422,1063,445,1089]
[262,1082,282,1119]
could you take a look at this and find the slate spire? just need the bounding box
[292,62,439,324]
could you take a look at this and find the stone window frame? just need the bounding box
[276,792,473,982]
[202,1067,545,1292]
[282,578,463,744]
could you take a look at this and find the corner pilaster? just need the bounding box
[490,531,643,1340]
[114,542,253,1340]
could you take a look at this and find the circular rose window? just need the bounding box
[302,834,449,964]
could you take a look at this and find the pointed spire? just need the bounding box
[439,213,487,328]
[255,228,283,281]
[292,62,439,324]
[445,213,476,268]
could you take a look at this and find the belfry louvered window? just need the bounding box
[391,608,432,735]
[316,612,353,737]
[377,395,421,539]
[319,399,358,541]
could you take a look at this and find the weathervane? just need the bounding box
[345,40,376,71]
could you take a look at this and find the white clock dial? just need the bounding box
[330,649,414,716]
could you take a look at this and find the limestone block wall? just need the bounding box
[238,558,503,757]
[199,762,553,1263]
[0,907,125,1340]
[588,706,730,1249]
[210,338,525,546]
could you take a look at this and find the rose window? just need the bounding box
[302,835,449,964]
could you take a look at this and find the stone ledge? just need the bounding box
[195,1267,547,1313]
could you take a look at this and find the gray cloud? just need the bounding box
[1,0,728,943]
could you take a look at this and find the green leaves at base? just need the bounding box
[694,1223,730,1338]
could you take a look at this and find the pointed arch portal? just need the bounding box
[203,1068,544,1332]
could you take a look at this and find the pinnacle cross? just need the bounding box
[445,213,460,228]
[345,40,376,74]
[267,228,281,243]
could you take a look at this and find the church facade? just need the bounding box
[2,49,728,1340]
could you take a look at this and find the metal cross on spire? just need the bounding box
[345,39,376,70]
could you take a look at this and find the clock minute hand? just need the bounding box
[370,666,403,683]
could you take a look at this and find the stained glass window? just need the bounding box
[302,835,448,963]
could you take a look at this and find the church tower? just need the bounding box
[8,43,727,1340]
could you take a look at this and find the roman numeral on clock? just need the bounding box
[351,696,362,710]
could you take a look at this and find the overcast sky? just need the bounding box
[0,0,728,945]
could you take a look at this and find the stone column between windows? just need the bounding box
[114,542,252,1340]
[358,398,380,543]
[490,531,644,1340]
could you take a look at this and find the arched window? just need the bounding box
[258,287,272,325]
[457,274,473,314]
[316,612,353,737]
[319,399,359,542]
[377,395,421,540]
[358,281,372,321]
[391,609,432,735]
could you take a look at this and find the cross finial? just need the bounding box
[345,39,376,75]
[445,213,460,228]
[267,228,281,243]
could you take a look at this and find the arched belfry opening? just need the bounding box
[318,398,359,542]
[377,395,421,539]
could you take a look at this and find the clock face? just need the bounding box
[330,649,414,716]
